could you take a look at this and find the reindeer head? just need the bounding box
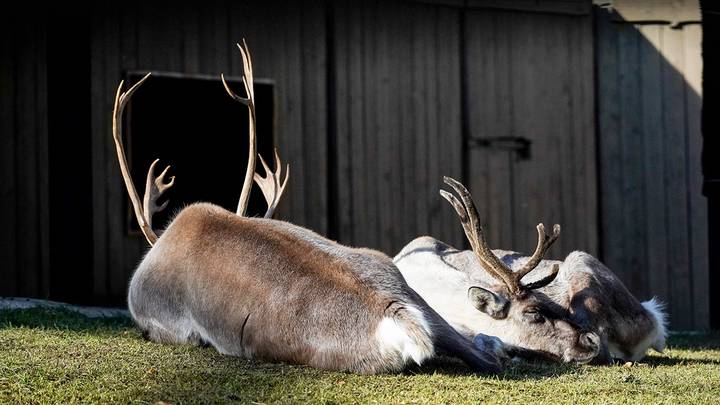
[440,177,600,364]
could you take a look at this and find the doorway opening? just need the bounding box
[123,72,275,233]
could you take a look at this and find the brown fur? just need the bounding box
[128,203,501,374]
[538,251,665,362]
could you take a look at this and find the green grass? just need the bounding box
[1,308,718,404]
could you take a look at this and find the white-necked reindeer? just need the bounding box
[114,42,503,374]
[395,177,667,364]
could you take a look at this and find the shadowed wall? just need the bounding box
[0,0,710,329]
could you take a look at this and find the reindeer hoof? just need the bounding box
[473,333,509,361]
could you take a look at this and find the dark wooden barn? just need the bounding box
[0,0,714,330]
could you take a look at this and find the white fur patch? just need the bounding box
[395,248,506,340]
[616,298,668,361]
[375,317,432,365]
[403,305,433,338]
[609,298,668,361]
[641,297,668,352]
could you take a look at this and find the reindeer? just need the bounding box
[394,177,667,364]
[113,42,504,374]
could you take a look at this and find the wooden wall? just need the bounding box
[332,1,466,252]
[331,0,597,258]
[0,15,50,298]
[463,7,598,259]
[0,0,711,329]
[596,7,707,329]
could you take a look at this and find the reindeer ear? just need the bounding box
[468,286,509,319]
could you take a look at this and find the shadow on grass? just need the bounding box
[0,307,134,333]
[407,356,581,380]
[643,355,720,366]
[667,332,720,350]
[1,307,576,380]
[2,307,718,383]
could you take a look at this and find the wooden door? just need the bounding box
[463,6,598,258]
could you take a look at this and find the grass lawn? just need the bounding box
[0,308,718,404]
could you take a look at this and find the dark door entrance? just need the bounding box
[124,72,276,232]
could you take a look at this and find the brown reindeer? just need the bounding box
[114,42,503,374]
[395,177,666,364]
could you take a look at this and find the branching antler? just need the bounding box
[143,158,175,230]
[112,72,175,246]
[512,223,561,281]
[440,176,561,295]
[253,149,289,218]
[221,39,256,217]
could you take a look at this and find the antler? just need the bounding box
[143,159,175,229]
[112,73,174,246]
[253,149,289,218]
[440,176,560,295]
[512,223,561,281]
[221,39,256,217]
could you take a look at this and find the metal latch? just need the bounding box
[467,136,532,160]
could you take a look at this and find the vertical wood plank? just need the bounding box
[574,13,599,256]
[35,14,50,298]
[90,4,109,300]
[15,21,41,296]
[104,3,127,300]
[555,15,577,258]
[596,8,628,284]
[300,0,328,235]
[363,2,380,248]
[661,25,693,329]
[348,1,369,245]
[0,22,18,296]
[279,3,308,228]
[436,6,464,249]
[618,24,648,297]
[638,24,670,304]
[510,12,537,256]
[332,0,356,244]
[397,2,416,247]
[121,1,147,291]
[423,7,441,242]
[543,14,571,257]
[375,1,393,251]
[555,13,597,258]
[682,24,709,329]
[411,4,430,244]
[124,0,148,298]
[180,2,201,75]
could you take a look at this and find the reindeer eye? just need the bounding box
[524,310,545,324]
